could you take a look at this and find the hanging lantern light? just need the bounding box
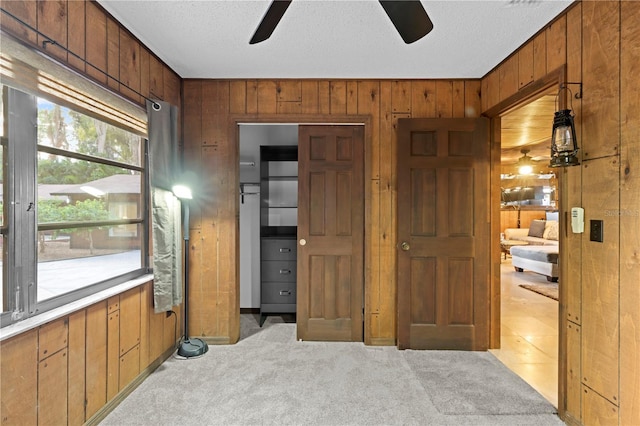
[550,84,581,168]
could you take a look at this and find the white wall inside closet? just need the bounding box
[239,124,298,308]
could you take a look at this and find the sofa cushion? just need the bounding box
[510,245,559,263]
[528,220,546,238]
[543,220,559,240]
[504,228,529,240]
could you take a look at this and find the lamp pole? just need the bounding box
[177,199,208,358]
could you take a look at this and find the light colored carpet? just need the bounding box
[101,316,563,426]
[519,283,559,301]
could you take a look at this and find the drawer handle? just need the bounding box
[279,290,291,296]
[279,248,291,253]
[279,269,291,275]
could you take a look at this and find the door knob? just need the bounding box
[400,242,410,251]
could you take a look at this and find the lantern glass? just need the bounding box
[550,108,580,168]
[553,124,575,152]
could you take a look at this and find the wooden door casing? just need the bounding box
[297,125,364,341]
[397,118,490,350]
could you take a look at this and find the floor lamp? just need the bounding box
[172,183,209,358]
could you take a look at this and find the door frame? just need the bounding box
[229,114,372,341]
[483,66,568,416]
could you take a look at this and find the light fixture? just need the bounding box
[173,172,208,358]
[517,149,534,175]
[550,83,581,168]
[171,184,192,200]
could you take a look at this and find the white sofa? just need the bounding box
[504,220,559,282]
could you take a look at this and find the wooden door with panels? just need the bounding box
[296,125,364,341]
[396,118,490,350]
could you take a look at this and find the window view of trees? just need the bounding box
[33,98,144,302]
[2,85,146,324]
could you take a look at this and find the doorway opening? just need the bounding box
[490,86,560,407]
[235,120,367,343]
[239,124,299,338]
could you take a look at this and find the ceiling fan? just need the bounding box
[250,0,434,45]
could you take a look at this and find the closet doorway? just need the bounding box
[238,122,366,342]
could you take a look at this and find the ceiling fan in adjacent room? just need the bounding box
[250,0,434,45]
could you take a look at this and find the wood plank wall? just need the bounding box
[0,0,181,107]
[0,1,183,425]
[2,0,639,425]
[0,282,179,425]
[481,2,640,425]
[181,79,482,345]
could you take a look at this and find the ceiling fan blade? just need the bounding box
[250,0,293,44]
[379,0,433,44]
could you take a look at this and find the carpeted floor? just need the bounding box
[101,315,563,426]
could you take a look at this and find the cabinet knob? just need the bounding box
[279,248,291,253]
[299,238,307,246]
[279,290,291,296]
[279,269,292,275]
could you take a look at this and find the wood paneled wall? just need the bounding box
[482,2,640,425]
[0,0,181,107]
[0,1,183,425]
[0,282,179,425]
[500,209,548,234]
[182,79,482,345]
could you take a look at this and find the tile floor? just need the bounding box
[490,258,559,407]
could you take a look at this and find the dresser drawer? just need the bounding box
[262,260,296,282]
[261,282,296,304]
[261,239,297,261]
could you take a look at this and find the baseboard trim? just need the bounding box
[240,308,260,314]
[202,336,232,345]
[368,338,396,346]
[85,345,177,426]
[562,411,582,426]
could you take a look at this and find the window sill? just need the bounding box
[0,274,154,342]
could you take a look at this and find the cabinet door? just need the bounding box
[38,349,68,425]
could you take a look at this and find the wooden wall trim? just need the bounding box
[482,66,566,117]
[482,67,568,413]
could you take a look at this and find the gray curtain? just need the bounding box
[147,100,182,313]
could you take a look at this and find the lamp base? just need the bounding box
[177,338,209,358]
[550,154,580,168]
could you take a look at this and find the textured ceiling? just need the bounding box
[97,0,569,168]
[97,0,574,79]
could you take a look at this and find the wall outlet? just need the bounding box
[590,219,603,242]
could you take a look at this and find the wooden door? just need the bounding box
[397,118,490,350]
[297,125,364,341]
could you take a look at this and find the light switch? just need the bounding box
[590,219,603,243]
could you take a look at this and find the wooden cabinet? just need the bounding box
[260,146,298,325]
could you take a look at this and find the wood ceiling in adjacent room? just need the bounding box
[501,92,556,166]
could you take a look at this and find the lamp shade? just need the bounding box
[172,184,192,200]
[550,109,579,167]
[172,170,197,200]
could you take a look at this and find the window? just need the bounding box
[1,84,148,326]
[1,86,6,319]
